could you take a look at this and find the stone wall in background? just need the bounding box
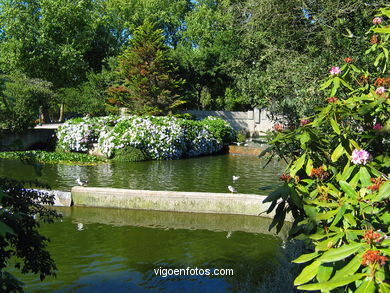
[184,109,274,136]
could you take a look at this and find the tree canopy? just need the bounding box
[0,0,388,130]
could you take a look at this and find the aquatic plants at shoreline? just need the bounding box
[56,115,235,160]
[0,151,105,165]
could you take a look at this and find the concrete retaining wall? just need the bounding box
[71,186,292,221]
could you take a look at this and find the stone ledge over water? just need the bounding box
[71,186,293,221]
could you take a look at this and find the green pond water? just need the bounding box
[0,154,284,193]
[4,154,289,292]
[13,207,286,293]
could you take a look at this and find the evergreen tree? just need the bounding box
[109,20,185,115]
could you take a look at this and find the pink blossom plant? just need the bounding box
[329,66,341,76]
[351,149,370,165]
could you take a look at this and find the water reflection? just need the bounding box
[1,154,285,193]
[15,207,282,293]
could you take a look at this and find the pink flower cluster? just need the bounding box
[351,149,370,165]
[373,17,382,25]
[329,66,341,76]
[373,123,382,131]
[375,86,386,96]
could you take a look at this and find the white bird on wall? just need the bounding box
[232,175,240,181]
[228,185,237,193]
[76,178,88,186]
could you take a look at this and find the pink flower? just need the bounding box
[373,17,382,25]
[329,66,341,76]
[351,149,370,165]
[373,123,382,131]
[375,86,386,96]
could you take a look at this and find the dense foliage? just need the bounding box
[0,151,105,165]
[262,7,389,292]
[57,115,235,160]
[0,74,56,132]
[1,0,388,131]
[112,146,149,162]
[0,179,60,292]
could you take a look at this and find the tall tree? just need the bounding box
[109,20,185,115]
[0,0,119,121]
[173,0,239,110]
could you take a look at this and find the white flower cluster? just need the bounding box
[57,115,235,160]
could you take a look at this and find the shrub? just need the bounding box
[56,115,235,160]
[262,7,390,292]
[112,146,149,162]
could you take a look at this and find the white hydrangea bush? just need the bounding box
[56,115,236,160]
[56,116,122,152]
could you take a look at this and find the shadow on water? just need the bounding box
[12,207,290,293]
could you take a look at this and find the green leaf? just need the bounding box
[331,143,345,162]
[299,131,311,148]
[332,253,363,281]
[349,139,360,150]
[339,180,358,199]
[340,78,353,90]
[344,213,357,227]
[355,280,376,293]
[306,158,313,177]
[330,118,341,135]
[359,167,372,187]
[268,201,285,231]
[340,164,355,181]
[378,181,390,200]
[294,260,321,286]
[373,27,390,34]
[374,52,384,67]
[316,209,339,221]
[0,221,14,237]
[320,79,333,90]
[316,234,342,251]
[317,263,333,283]
[297,274,365,291]
[379,282,390,293]
[331,77,340,96]
[291,153,306,177]
[318,242,366,263]
[331,203,348,227]
[293,251,319,264]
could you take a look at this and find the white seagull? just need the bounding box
[77,223,84,231]
[232,175,240,181]
[76,178,88,186]
[228,185,237,193]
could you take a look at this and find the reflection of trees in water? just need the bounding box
[1,155,285,192]
[25,216,283,292]
[56,164,84,187]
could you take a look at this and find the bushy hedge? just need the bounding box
[56,115,235,160]
[112,146,149,162]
